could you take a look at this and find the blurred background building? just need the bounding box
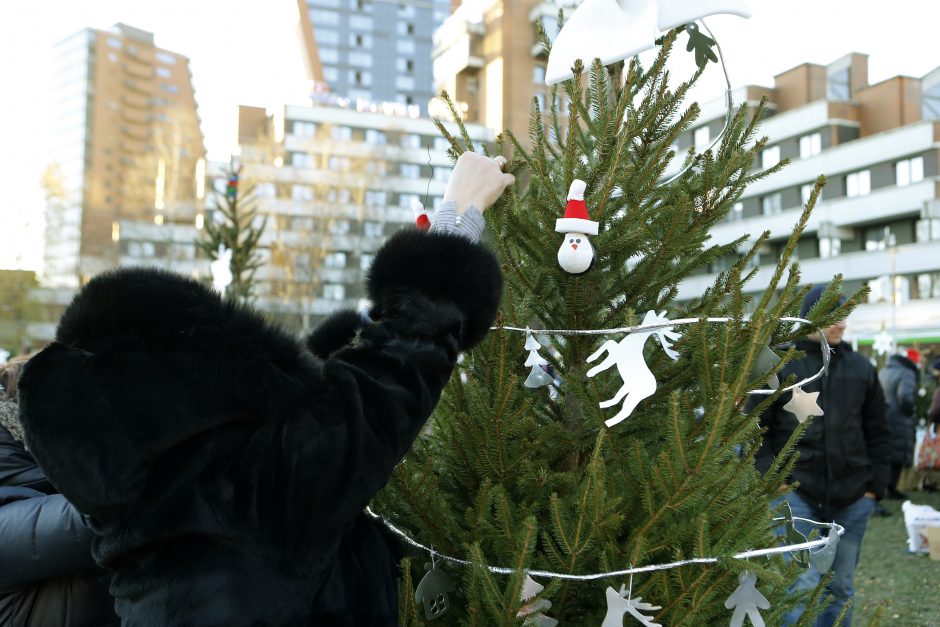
[674,53,940,347]
[43,23,206,289]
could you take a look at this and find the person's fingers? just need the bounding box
[493,155,507,169]
[502,173,515,187]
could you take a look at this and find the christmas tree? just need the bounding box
[374,29,856,626]
[197,164,267,302]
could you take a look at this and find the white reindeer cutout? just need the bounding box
[210,244,234,296]
[586,310,681,427]
[601,584,661,627]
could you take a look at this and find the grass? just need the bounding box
[854,488,940,626]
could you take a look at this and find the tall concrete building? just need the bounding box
[44,24,206,288]
[674,53,940,348]
[297,0,451,113]
[432,0,576,140]
[229,101,494,330]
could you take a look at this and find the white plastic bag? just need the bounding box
[901,500,940,553]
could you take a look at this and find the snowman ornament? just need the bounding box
[556,179,599,274]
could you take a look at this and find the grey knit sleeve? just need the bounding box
[429,201,485,243]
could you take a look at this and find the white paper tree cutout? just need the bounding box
[210,244,233,295]
[524,328,553,388]
[602,583,662,627]
[587,310,681,427]
[783,385,824,424]
[724,571,770,627]
[545,0,752,84]
[516,575,558,626]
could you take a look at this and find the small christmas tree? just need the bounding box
[197,164,267,302]
[375,29,856,626]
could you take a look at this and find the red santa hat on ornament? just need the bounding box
[556,179,599,235]
[412,198,431,232]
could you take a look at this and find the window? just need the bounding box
[828,68,850,100]
[693,125,710,148]
[323,283,346,300]
[156,67,171,79]
[399,193,420,208]
[156,51,176,65]
[846,169,871,197]
[317,29,340,45]
[761,146,780,169]
[351,70,371,86]
[324,251,347,268]
[107,37,122,49]
[349,52,371,67]
[160,83,179,94]
[331,126,352,141]
[323,67,340,82]
[366,161,387,175]
[329,220,350,235]
[727,201,744,222]
[292,217,314,231]
[255,183,276,198]
[433,166,452,182]
[801,184,822,206]
[396,58,414,73]
[365,129,386,144]
[360,253,374,272]
[293,121,316,137]
[351,33,372,48]
[309,9,340,26]
[865,226,894,251]
[896,157,924,187]
[318,48,339,63]
[328,156,350,171]
[799,133,822,158]
[761,193,782,216]
[396,40,416,54]
[534,92,546,109]
[363,221,383,237]
[292,185,314,201]
[396,76,415,90]
[400,133,421,148]
[349,15,373,29]
[291,152,313,167]
[533,65,546,83]
[364,190,386,205]
[400,163,420,178]
[819,236,841,259]
[396,22,414,35]
[433,136,451,151]
[916,272,940,299]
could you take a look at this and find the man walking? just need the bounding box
[755,285,889,626]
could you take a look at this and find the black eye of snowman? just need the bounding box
[569,238,574,243]
[576,238,582,243]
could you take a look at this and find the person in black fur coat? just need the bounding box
[17,152,514,626]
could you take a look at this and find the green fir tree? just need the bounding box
[198,164,267,302]
[374,30,862,626]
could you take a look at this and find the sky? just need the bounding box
[1,0,939,271]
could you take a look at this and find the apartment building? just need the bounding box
[675,54,940,347]
[226,102,494,330]
[432,0,577,140]
[297,0,451,113]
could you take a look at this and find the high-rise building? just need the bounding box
[432,0,575,140]
[675,53,940,347]
[297,0,452,113]
[44,24,206,288]
[228,101,494,331]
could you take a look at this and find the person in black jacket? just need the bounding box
[754,285,889,627]
[879,349,919,499]
[0,370,117,627]
[17,152,513,626]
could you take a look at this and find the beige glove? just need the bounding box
[442,152,514,214]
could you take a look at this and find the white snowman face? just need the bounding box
[557,233,594,274]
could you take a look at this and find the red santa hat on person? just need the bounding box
[555,180,599,235]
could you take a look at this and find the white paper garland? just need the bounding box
[364,507,843,582]
[498,315,831,398]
